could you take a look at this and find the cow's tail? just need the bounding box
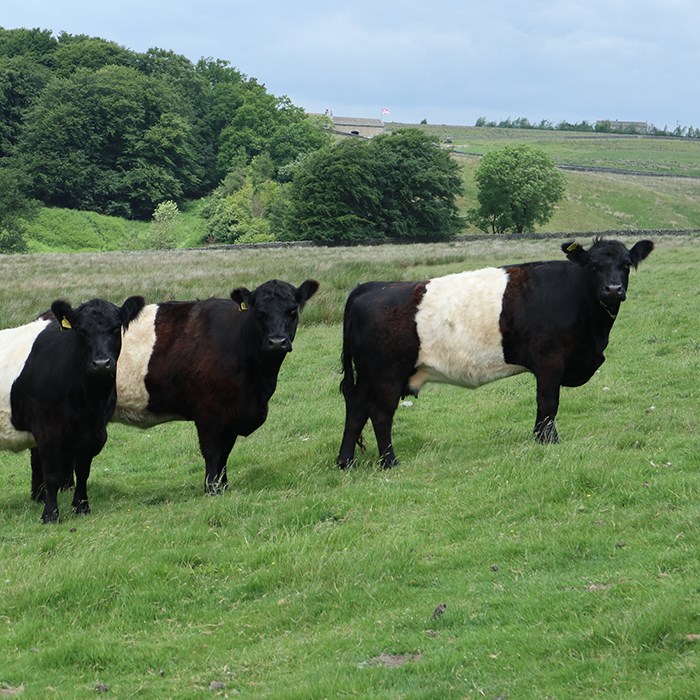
[339,289,366,452]
[339,291,357,399]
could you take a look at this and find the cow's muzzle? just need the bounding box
[90,357,116,374]
[265,336,292,353]
[600,283,626,302]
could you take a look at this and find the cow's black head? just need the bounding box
[230,279,319,355]
[562,238,653,315]
[51,296,145,377]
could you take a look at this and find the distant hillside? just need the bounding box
[387,123,700,178]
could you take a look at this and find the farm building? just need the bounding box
[596,120,649,134]
[330,115,386,138]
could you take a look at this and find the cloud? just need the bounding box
[2,0,698,127]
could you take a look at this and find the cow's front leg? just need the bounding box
[40,467,62,524]
[30,448,45,502]
[197,423,236,494]
[72,457,92,515]
[34,445,66,523]
[533,373,561,444]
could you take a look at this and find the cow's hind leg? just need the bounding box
[369,382,403,469]
[197,423,237,495]
[337,383,370,469]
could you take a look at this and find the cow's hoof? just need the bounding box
[535,430,559,444]
[73,500,91,515]
[337,456,355,469]
[41,510,59,525]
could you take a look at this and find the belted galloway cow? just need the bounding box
[2,296,145,522]
[107,279,319,493]
[337,238,653,468]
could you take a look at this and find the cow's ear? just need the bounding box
[295,279,319,308]
[231,287,254,311]
[120,296,146,329]
[562,241,587,265]
[51,300,76,331]
[629,240,654,268]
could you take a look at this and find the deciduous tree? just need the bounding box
[467,144,565,234]
[285,129,463,243]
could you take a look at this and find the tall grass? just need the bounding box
[0,237,698,698]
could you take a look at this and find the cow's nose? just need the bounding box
[266,336,292,353]
[603,283,626,300]
[92,357,114,372]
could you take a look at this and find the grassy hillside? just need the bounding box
[394,123,700,178]
[458,156,700,232]
[419,124,700,234]
[23,201,208,253]
[0,237,698,698]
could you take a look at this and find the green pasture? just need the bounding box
[0,237,698,698]
[396,124,700,178]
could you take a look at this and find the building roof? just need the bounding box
[331,116,385,128]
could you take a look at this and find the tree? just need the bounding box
[149,200,180,249]
[0,27,57,65]
[13,65,203,218]
[52,34,136,76]
[0,165,35,252]
[371,128,462,239]
[467,144,565,234]
[0,55,51,157]
[284,128,463,243]
[283,139,381,243]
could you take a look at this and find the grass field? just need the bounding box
[0,236,698,698]
[394,124,700,178]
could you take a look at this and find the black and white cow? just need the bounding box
[107,279,319,493]
[3,296,145,522]
[337,238,653,468]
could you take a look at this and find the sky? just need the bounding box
[2,0,698,129]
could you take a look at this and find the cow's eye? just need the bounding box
[288,308,298,318]
[111,325,121,335]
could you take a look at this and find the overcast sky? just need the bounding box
[3,0,698,129]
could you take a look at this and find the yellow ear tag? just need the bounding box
[61,317,72,329]
[566,241,579,252]
[240,302,248,311]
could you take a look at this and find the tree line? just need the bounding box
[475,115,699,139]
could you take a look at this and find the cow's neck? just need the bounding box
[82,374,116,408]
[598,299,619,322]
[249,346,285,401]
[588,298,619,354]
